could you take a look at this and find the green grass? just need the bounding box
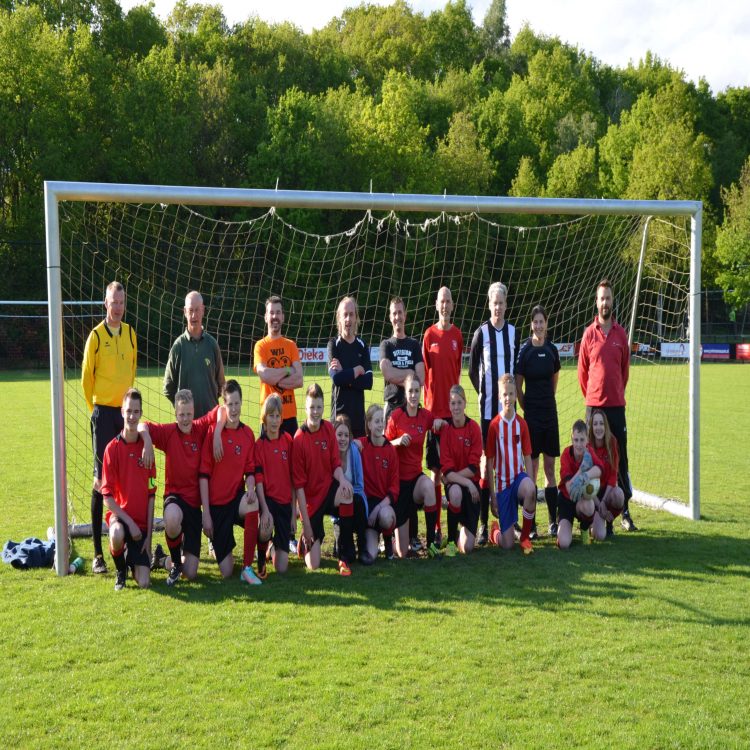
[1,365,749,749]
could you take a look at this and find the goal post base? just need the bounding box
[631,489,694,520]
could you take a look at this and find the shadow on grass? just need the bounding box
[142,527,750,627]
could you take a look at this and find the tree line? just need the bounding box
[1,0,749,307]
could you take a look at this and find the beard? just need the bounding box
[599,306,612,320]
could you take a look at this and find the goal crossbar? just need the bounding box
[45,181,702,575]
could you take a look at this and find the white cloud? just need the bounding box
[119,0,750,92]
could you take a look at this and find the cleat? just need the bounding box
[166,563,182,586]
[476,524,488,546]
[92,555,108,574]
[606,521,614,537]
[240,566,262,585]
[621,510,638,532]
[444,541,458,558]
[580,528,591,545]
[520,537,534,555]
[529,522,538,541]
[410,537,422,552]
[288,538,298,555]
[114,570,126,590]
[338,560,352,577]
[489,521,500,546]
[548,522,558,538]
[151,543,167,572]
[257,560,268,580]
[427,542,442,558]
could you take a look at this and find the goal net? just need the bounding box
[46,184,701,571]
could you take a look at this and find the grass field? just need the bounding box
[1,364,749,749]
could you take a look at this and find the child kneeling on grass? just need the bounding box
[253,394,295,576]
[101,388,157,591]
[556,419,604,549]
[293,384,356,576]
[485,374,537,554]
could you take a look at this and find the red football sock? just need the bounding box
[521,508,535,541]
[243,510,259,568]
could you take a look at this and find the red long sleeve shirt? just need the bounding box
[292,420,341,515]
[360,436,400,502]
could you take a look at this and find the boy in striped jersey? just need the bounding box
[485,374,536,554]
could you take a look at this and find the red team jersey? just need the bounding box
[146,406,217,507]
[360,437,400,502]
[101,434,157,529]
[440,417,483,484]
[422,324,463,417]
[254,432,294,504]
[591,438,620,489]
[485,413,532,492]
[292,420,341,514]
[199,422,256,506]
[385,406,434,481]
[558,444,606,499]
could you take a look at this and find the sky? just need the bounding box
[119,0,750,93]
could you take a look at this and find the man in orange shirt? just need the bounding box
[253,296,304,437]
[253,295,304,553]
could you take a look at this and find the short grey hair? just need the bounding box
[488,282,507,300]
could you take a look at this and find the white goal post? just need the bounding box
[45,180,702,575]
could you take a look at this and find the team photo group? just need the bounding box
[82,278,638,591]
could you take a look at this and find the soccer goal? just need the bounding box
[45,182,702,575]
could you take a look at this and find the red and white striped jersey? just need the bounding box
[485,413,531,492]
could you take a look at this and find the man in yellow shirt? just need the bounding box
[81,281,137,574]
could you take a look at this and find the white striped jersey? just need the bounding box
[468,320,519,421]
[485,412,531,492]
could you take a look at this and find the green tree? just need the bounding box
[434,111,495,194]
[423,0,482,76]
[544,145,598,198]
[715,156,750,307]
[508,156,542,197]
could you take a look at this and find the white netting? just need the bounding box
[56,201,691,524]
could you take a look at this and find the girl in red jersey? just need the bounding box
[440,385,483,555]
[385,373,445,558]
[588,409,625,540]
[254,395,294,576]
[360,404,399,561]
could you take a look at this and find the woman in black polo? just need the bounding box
[515,305,561,536]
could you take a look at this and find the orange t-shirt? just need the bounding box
[253,336,300,420]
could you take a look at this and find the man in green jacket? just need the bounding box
[164,291,225,418]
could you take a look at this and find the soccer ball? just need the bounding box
[584,478,600,497]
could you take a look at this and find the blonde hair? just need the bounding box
[588,408,614,468]
[261,394,283,423]
[365,404,383,436]
[174,389,193,406]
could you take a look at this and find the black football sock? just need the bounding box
[480,487,490,527]
[91,489,104,557]
[424,509,438,547]
[447,507,460,544]
[544,486,558,525]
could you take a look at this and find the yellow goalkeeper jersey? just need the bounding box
[81,320,137,412]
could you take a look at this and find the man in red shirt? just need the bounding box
[422,286,463,546]
[101,388,157,591]
[199,379,270,583]
[485,375,536,554]
[139,389,224,585]
[292,383,355,575]
[578,279,636,533]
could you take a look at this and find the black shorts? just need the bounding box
[118,524,150,568]
[164,495,202,557]
[209,490,244,563]
[91,404,124,479]
[308,480,340,542]
[557,491,579,524]
[445,482,481,535]
[266,496,292,551]
[395,474,425,528]
[426,431,441,472]
[526,417,560,459]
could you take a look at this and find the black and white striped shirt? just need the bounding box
[468,320,519,421]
